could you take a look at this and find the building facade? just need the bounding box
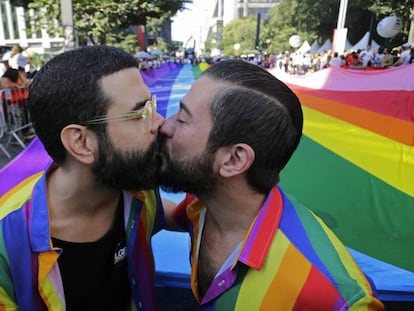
[0,0,63,54]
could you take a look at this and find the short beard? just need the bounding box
[158,138,218,195]
[92,131,160,191]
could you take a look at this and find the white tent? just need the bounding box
[296,40,311,54]
[310,40,320,54]
[351,32,380,51]
[150,50,164,56]
[317,39,332,53]
[134,51,152,59]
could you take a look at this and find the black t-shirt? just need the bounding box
[52,198,130,311]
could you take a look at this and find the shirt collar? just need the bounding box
[237,187,283,269]
[186,187,284,271]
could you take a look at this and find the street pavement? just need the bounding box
[0,137,30,169]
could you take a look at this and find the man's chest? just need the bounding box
[196,228,241,297]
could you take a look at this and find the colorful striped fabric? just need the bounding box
[2,62,412,303]
[269,65,414,274]
[179,187,383,310]
[0,164,164,310]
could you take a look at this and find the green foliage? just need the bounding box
[203,32,220,57]
[222,16,257,56]
[27,0,190,46]
[148,37,168,53]
[369,0,414,47]
[263,0,310,54]
[261,0,414,54]
[106,32,139,54]
[26,0,61,37]
[20,0,414,55]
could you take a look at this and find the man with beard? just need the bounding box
[159,60,384,310]
[0,46,165,311]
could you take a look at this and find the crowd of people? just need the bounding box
[2,40,412,84]
[261,41,413,75]
[0,44,40,89]
[0,44,39,142]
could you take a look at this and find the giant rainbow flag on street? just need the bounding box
[270,65,414,300]
[271,66,414,270]
[1,62,413,303]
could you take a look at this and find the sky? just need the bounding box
[171,0,208,43]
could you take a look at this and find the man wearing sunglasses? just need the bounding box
[0,46,164,310]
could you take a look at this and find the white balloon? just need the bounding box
[377,16,402,38]
[289,35,302,48]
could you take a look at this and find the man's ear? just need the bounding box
[60,125,96,165]
[218,143,255,178]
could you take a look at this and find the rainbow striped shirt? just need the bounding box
[176,186,384,311]
[0,166,164,311]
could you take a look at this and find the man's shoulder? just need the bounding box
[0,172,42,220]
[127,188,160,203]
[126,189,163,219]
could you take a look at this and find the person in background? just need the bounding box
[0,67,19,88]
[359,44,374,67]
[8,44,27,71]
[0,60,8,76]
[393,42,412,66]
[0,45,165,311]
[0,67,36,140]
[25,56,38,80]
[346,51,362,68]
[330,52,343,67]
[380,47,394,68]
[159,59,384,310]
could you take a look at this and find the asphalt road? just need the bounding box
[0,137,30,169]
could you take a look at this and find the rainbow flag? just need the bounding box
[1,63,413,302]
[269,65,414,273]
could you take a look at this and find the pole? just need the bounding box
[334,0,349,54]
[60,0,75,50]
[368,14,375,45]
[337,0,349,29]
[255,13,261,50]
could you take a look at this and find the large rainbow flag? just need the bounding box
[270,65,414,301]
[1,62,413,303]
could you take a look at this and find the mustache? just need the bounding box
[152,131,169,164]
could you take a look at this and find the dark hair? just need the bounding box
[203,59,303,194]
[28,45,138,164]
[1,68,19,83]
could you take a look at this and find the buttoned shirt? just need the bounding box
[0,164,164,310]
[174,186,384,311]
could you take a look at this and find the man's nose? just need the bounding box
[149,112,165,134]
[159,113,178,138]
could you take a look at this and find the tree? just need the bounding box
[263,0,413,53]
[262,0,312,54]
[369,0,414,47]
[221,16,257,56]
[27,0,190,46]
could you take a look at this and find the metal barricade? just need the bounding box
[0,86,33,157]
[0,92,11,158]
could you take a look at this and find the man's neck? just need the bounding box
[196,180,267,297]
[46,165,121,242]
[198,180,267,235]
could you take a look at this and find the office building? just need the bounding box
[0,0,64,54]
